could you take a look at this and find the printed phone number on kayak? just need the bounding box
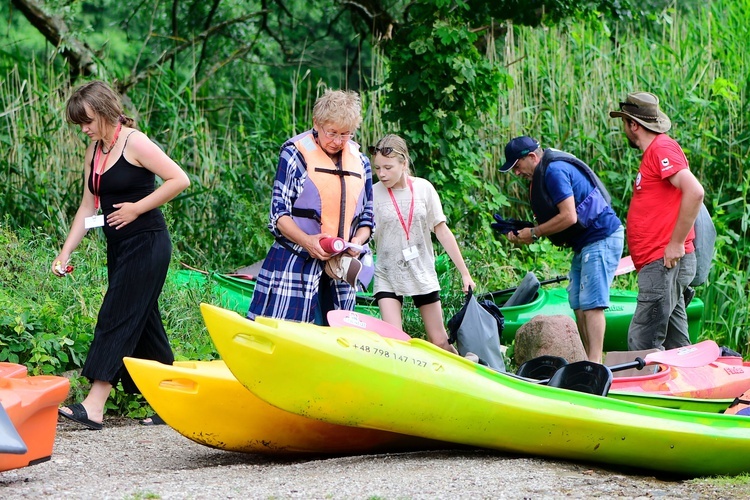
[352,343,428,367]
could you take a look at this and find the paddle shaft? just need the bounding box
[479,255,635,302]
[479,275,568,301]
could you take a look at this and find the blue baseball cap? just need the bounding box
[500,136,540,172]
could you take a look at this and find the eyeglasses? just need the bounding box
[368,146,405,157]
[321,129,355,141]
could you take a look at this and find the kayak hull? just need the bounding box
[123,357,445,455]
[0,373,70,472]
[202,303,750,477]
[171,270,381,318]
[608,391,731,413]
[0,362,28,379]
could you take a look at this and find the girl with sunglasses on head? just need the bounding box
[369,134,475,353]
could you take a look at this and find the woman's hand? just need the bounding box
[108,202,142,229]
[302,233,334,261]
[51,254,71,277]
[461,274,476,293]
[345,235,365,257]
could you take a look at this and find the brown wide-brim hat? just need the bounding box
[609,91,671,133]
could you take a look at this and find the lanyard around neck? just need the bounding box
[387,177,414,241]
[92,123,122,211]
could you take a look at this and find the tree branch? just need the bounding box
[10,0,98,78]
[117,10,267,93]
[195,0,223,78]
[340,0,396,40]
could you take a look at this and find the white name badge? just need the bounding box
[84,214,105,229]
[402,245,419,262]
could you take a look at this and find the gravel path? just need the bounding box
[1,418,746,499]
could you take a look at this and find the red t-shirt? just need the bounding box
[626,134,696,270]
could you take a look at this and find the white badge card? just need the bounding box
[402,245,419,262]
[84,214,105,229]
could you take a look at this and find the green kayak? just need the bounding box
[490,286,703,351]
[173,268,703,352]
[170,270,381,317]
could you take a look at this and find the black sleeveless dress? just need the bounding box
[82,136,174,392]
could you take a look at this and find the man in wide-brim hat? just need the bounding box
[610,91,704,351]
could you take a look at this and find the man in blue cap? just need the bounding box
[500,136,624,363]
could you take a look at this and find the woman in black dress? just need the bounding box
[53,81,190,429]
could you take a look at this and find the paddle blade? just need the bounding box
[643,340,721,368]
[614,255,635,276]
[327,310,411,341]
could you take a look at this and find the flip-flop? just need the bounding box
[140,413,165,426]
[58,403,103,430]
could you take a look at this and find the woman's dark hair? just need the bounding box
[66,80,135,128]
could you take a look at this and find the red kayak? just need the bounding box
[610,356,750,399]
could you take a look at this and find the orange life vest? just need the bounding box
[292,132,366,239]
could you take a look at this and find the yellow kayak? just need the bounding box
[201,303,750,476]
[123,357,445,455]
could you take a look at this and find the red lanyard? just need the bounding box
[387,177,414,241]
[92,123,122,211]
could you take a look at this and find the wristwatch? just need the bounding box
[530,227,539,242]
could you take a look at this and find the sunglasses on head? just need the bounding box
[368,146,404,157]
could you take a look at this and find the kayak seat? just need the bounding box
[547,361,613,396]
[516,355,568,380]
[503,272,541,307]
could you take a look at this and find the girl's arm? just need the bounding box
[434,222,476,292]
[106,131,190,230]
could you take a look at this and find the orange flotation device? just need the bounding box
[292,133,365,239]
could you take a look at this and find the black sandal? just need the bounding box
[140,413,166,426]
[58,403,103,430]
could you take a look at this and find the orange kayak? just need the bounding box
[611,356,750,399]
[0,362,28,379]
[0,373,70,472]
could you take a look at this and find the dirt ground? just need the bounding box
[2,417,748,499]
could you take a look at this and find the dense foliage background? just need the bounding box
[1,0,748,415]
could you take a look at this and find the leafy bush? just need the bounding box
[0,221,224,416]
[0,223,98,375]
